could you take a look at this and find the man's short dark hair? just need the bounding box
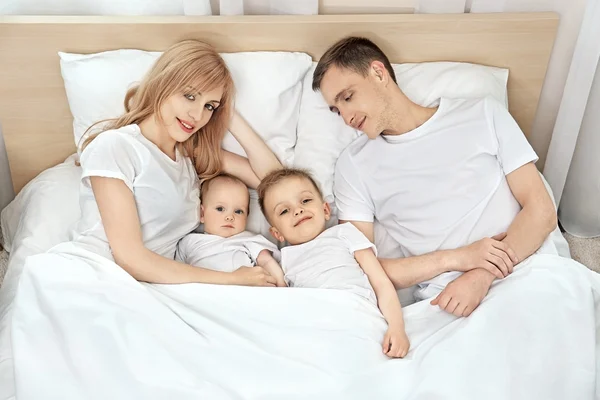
[312,36,397,92]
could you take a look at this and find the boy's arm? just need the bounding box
[355,247,409,358]
[354,248,405,329]
[256,250,287,287]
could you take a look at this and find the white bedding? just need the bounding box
[1,240,599,399]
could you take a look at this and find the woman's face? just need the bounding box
[159,85,225,143]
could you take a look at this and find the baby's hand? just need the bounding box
[382,326,410,358]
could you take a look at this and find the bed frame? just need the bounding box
[0,13,558,193]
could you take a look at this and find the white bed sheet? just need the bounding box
[0,238,599,399]
[0,154,585,399]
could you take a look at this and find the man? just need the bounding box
[313,37,558,317]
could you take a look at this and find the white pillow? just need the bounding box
[59,50,162,147]
[59,49,313,166]
[0,154,81,254]
[294,61,510,202]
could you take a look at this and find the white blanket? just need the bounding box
[3,242,600,400]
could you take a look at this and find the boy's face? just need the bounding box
[201,179,249,238]
[263,177,331,245]
[319,63,392,140]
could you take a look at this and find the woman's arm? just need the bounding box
[91,176,277,286]
[226,110,282,181]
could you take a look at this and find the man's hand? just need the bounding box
[451,233,518,278]
[382,326,410,358]
[430,269,495,317]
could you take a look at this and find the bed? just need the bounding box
[1,13,599,400]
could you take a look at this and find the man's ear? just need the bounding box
[199,205,205,223]
[269,226,285,243]
[370,60,388,83]
[323,201,332,221]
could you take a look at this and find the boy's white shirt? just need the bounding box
[176,231,280,272]
[281,222,378,305]
[334,96,558,300]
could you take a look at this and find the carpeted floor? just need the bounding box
[564,233,600,273]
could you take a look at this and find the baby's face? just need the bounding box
[263,177,331,245]
[201,180,249,238]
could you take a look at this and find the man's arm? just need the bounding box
[430,163,557,317]
[502,162,558,261]
[341,220,510,288]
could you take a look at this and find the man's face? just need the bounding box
[319,64,391,139]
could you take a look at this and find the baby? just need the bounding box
[258,168,410,358]
[176,174,286,287]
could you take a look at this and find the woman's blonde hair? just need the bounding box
[80,39,234,181]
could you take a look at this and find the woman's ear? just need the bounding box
[323,201,332,221]
[269,226,285,243]
[199,205,205,223]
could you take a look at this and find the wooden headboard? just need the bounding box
[0,13,558,193]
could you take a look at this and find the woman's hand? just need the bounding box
[230,266,277,287]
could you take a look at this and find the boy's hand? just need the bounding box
[430,269,495,317]
[382,326,410,358]
[256,250,287,287]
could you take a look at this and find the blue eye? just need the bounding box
[184,94,195,101]
[216,206,224,212]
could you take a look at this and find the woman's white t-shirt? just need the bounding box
[71,124,200,260]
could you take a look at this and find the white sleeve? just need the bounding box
[485,96,539,175]
[175,234,196,263]
[339,223,377,257]
[244,235,281,264]
[79,131,141,191]
[333,152,375,222]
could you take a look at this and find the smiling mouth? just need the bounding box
[294,216,311,227]
[357,117,366,131]
[177,118,195,133]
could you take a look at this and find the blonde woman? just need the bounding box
[75,40,282,287]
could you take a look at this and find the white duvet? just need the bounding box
[1,241,599,400]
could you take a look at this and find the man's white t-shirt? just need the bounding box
[334,97,554,299]
[175,231,280,272]
[281,223,378,305]
[72,124,200,260]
